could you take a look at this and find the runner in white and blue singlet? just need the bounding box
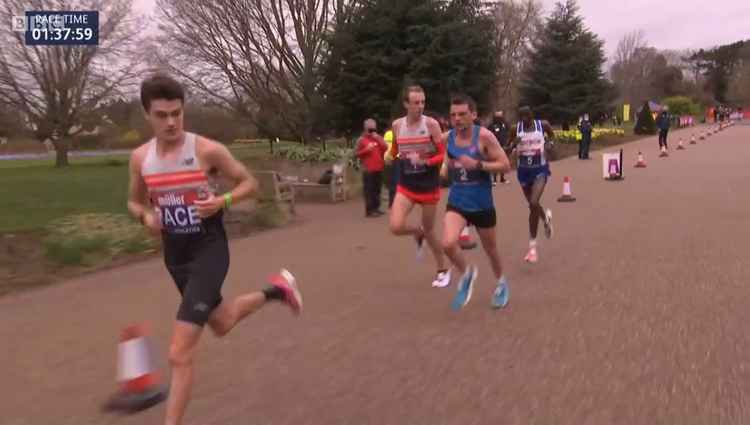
[508,106,555,264]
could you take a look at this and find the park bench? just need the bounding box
[253,170,296,213]
[287,163,348,203]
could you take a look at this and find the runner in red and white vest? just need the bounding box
[387,85,451,288]
[127,74,303,425]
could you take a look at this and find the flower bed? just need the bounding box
[555,127,625,144]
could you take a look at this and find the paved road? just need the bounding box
[0,149,131,161]
[2,124,749,425]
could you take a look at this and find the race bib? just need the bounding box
[404,152,426,174]
[152,189,204,234]
[449,159,480,184]
[519,152,542,167]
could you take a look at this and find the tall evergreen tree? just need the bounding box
[320,0,497,132]
[634,101,656,135]
[519,0,614,126]
[689,40,748,103]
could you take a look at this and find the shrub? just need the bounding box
[44,213,157,266]
[634,101,657,135]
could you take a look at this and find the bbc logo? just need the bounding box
[11,15,26,32]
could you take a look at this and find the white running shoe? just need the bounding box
[432,269,452,288]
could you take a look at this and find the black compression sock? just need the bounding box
[262,286,285,301]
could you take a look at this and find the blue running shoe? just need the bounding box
[491,277,509,309]
[451,266,477,311]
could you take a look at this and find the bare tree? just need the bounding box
[489,0,542,115]
[613,30,647,66]
[155,0,357,143]
[0,0,144,166]
[610,30,649,106]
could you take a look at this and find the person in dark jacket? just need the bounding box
[488,110,510,184]
[656,108,671,150]
[578,114,593,159]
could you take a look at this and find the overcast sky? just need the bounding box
[544,0,750,56]
[135,0,749,57]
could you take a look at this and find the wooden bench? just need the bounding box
[289,163,348,203]
[254,170,296,213]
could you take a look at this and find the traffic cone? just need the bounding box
[659,146,668,157]
[103,323,167,413]
[634,151,647,168]
[690,134,697,144]
[557,176,576,202]
[699,131,705,140]
[459,226,477,250]
[677,138,686,150]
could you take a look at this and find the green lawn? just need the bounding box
[0,143,289,233]
[0,159,131,233]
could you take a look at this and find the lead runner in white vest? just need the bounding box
[508,106,555,264]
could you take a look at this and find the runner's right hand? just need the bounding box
[141,209,162,237]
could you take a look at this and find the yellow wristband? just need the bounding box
[223,193,232,209]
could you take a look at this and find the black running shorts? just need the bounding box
[446,204,497,229]
[163,215,229,326]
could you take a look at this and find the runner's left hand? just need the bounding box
[194,193,223,218]
[407,152,424,166]
[458,155,479,170]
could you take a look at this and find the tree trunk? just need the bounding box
[53,139,69,167]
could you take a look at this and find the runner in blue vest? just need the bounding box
[508,106,555,264]
[440,94,512,310]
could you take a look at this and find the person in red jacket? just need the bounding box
[356,118,388,217]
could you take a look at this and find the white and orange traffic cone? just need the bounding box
[690,134,697,144]
[634,151,647,168]
[459,226,477,250]
[104,323,167,413]
[557,176,576,202]
[677,138,686,150]
[699,131,705,140]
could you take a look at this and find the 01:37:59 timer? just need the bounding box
[29,26,94,42]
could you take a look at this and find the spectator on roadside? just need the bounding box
[488,110,510,184]
[656,107,671,150]
[383,125,397,208]
[355,118,388,217]
[578,113,593,159]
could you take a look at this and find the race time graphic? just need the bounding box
[11,11,99,46]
